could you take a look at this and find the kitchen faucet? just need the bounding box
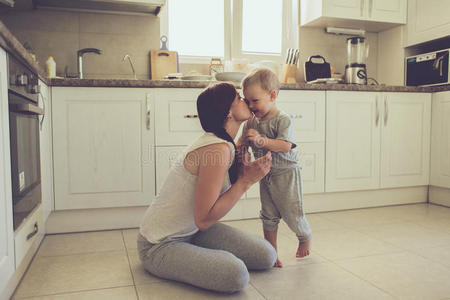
[122,54,137,80]
[77,48,102,79]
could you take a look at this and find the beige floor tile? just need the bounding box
[355,221,450,250]
[127,250,166,285]
[250,262,394,300]
[335,252,450,299]
[379,203,450,222]
[122,228,139,250]
[310,228,403,260]
[38,231,125,257]
[136,281,264,300]
[14,286,137,300]
[318,206,409,228]
[407,244,450,269]
[413,217,450,234]
[13,251,133,299]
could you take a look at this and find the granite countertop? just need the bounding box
[0,21,47,82]
[2,20,449,93]
[49,78,450,93]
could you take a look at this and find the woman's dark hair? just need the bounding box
[197,82,238,184]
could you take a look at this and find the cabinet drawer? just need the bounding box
[277,90,325,142]
[153,88,204,146]
[14,205,43,267]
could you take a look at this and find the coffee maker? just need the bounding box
[345,36,368,84]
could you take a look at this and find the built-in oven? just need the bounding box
[8,54,44,231]
[406,49,450,86]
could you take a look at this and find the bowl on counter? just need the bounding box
[215,72,246,82]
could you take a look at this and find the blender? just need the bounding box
[345,36,368,84]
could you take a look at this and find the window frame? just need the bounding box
[160,0,298,64]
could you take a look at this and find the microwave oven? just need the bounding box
[406,49,449,86]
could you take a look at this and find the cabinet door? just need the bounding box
[153,88,204,146]
[0,47,15,294]
[326,91,381,192]
[52,88,155,210]
[324,0,363,19]
[38,80,53,222]
[370,0,406,23]
[299,142,325,194]
[430,91,450,188]
[380,93,431,188]
[277,90,326,142]
[407,0,450,46]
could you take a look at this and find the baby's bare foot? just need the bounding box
[274,257,283,268]
[296,239,312,258]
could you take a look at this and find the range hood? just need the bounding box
[33,0,166,16]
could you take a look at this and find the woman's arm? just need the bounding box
[194,143,271,231]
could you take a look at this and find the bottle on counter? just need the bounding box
[46,56,56,78]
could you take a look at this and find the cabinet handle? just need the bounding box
[184,114,199,118]
[369,0,373,18]
[289,114,303,119]
[384,96,388,126]
[375,96,380,127]
[26,223,39,240]
[360,0,364,17]
[146,98,151,130]
[39,89,46,130]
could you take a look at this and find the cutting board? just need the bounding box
[149,50,178,80]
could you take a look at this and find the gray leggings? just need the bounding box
[137,222,276,293]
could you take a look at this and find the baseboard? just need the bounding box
[1,233,44,300]
[46,186,429,233]
[429,186,450,207]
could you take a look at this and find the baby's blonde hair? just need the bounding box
[241,68,280,93]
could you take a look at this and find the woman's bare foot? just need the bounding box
[274,257,283,268]
[296,239,312,258]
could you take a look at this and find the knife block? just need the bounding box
[281,64,297,84]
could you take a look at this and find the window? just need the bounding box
[160,0,298,63]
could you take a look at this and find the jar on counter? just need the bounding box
[46,56,56,78]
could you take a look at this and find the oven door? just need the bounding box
[9,92,44,230]
[406,50,449,86]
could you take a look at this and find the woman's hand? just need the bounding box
[239,151,272,186]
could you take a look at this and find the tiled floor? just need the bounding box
[12,203,450,300]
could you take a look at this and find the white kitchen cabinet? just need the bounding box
[52,87,155,209]
[326,91,431,192]
[301,0,407,32]
[326,91,381,192]
[380,93,431,188]
[153,88,204,146]
[299,142,325,194]
[0,47,15,296]
[277,90,326,143]
[38,80,53,222]
[430,91,450,188]
[406,0,450,46]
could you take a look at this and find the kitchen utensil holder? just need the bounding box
[281,64,297,84]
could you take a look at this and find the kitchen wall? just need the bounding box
[0,0,160,79]
[0,0,382,82]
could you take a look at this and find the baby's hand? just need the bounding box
[246,129,266,148]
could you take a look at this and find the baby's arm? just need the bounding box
[246,128,292,153]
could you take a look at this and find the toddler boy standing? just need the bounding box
[240,68,312,267]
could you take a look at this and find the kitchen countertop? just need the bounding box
[0,21,47,81]
[2,20,449,93]
[49,78,450,93]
